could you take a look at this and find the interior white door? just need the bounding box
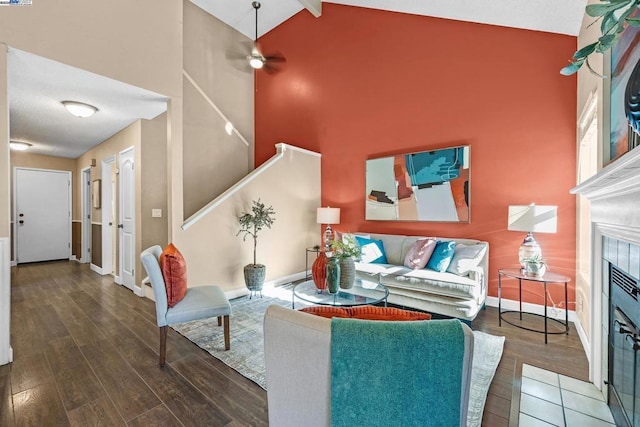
[101,156,115,275]
[82,168,91,264]
[119,147,135,290]
[15,168,71,263]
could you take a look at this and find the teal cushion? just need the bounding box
[426,241,456,272]
[355,236,388,264]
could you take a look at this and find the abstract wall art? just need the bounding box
[365,145,470,222]
[610,9,640,164]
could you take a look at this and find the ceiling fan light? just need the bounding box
[62,100,98,118]
[249,55,264,69]
[9,141,32,151]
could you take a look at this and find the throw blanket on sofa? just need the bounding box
[330,318,464,427]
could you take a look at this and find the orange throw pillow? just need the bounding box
[348,306,431,321]
[160,243,187,308]
[300,305,431,321]
[300,306,351,319]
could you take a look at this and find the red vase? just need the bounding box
[311,251,328,291]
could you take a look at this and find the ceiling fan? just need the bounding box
[247,1,285,73]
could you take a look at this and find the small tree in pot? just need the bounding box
[236,199,276,298]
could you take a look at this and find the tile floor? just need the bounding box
[519,364,616,427]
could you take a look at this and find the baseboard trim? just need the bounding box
[573,316,591,365]
[114,276,122,285]
[485,296,577,323]
[90,263,102,275]
[10,260,16,267]
[224,271,307,300]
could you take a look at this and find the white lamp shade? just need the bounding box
[508,204,558,233]
[317,207,340,225]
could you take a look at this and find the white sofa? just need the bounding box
[263,305,474,427]
[354,233,489,321]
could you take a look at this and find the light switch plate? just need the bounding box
[152,209,162,218]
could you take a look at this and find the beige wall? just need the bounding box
[0,45,9,238]
[0,1,319,299]
[141,113,169,254]
[175,146,321,291]
[182,0,253,218]
[0,0,181,98]
[0,0,183,248]
[77,120,143,282]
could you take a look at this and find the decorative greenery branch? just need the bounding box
[236,199,276,266]
[330,235,362,260]
[561,0,640,76]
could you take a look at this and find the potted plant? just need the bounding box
[330,234,362,289]
[522,254,547,277]
[236,199,276,296]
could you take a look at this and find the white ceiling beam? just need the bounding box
[297,0,321,17]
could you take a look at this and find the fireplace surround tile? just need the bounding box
[630,244,640,279]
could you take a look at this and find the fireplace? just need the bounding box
[571,146,640,423]
[607,263,640,426]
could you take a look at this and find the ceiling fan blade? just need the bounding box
[264,53,286,64]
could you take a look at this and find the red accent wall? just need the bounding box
[255,4,577,306]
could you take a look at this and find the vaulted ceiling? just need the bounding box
[8,0,588,158]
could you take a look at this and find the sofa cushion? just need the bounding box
[300,305,431,321]
[447,243,488,276]
[426,241,456,272]
[355,263,483,301]
[355,236,388,264]
[159,243,188,308]
[403,238,437,269]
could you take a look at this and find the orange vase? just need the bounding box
[311,251,328,291]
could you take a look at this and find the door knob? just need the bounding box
[18,220,24,225]
[118,224,124,229]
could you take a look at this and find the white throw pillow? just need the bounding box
[446,243,487,275]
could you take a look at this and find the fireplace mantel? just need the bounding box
[571,148,640,200]
[568,147,640,402]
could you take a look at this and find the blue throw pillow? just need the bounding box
[426,241,456,272]
[354,236,388,264]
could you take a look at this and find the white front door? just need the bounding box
[15,168,71,263]
[119,147,135,290]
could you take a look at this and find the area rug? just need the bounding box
[172,285,505,427]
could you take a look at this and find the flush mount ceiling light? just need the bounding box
[9,141,32,151]
[62,100,98,118]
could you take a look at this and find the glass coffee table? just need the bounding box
[292,278,389,309]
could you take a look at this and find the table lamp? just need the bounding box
[317,207,340,250]
[507,204,557,271]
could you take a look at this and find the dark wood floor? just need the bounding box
[0,261,589,426]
